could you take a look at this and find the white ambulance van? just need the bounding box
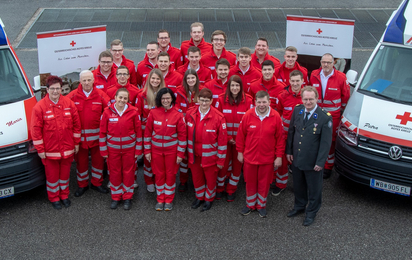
[335,0,412,196]
[0,18,44,199]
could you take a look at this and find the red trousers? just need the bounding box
[152,153,179,203]
[179,157,189,184]
[75,146,104,188]
[217,144,242,194]
[143,156,155,186]
[273,153,289,189]
[243,162,272,210]
[189,156,218,202]
[43,155,73,202]
[107,151,136,201]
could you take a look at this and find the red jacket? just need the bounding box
[99,104,142,157]
[250,52,281,71]
[204,78,228,107]
[177,62,213,85]
[144,106,187,158]
[249,77,286,109]
[310,68,350,118]
[164,67,183,94]
[136,90,155,131]
[92,66,117,93]
[175,85,200,116]
[277,87,303,134]
[215,93,254,142]
[31,94,81,159]
[136,55,157,88]
[201,47,237,78]
[236,107,285,165]
[186,106,227,167]
[113,55,137,86]
[180,38,212,64]
[106,82,141,107]
[275,61,309,86]
[161,43,182,68]
[228,63,261,90]
[67,85,110,149]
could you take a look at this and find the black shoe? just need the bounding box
[227,193,236,202]
[270,182,277,190]
[74,186,89,197]
[178,182,188,192]
[272,186,285,196]
[241,206,252,216]
[215,192,223,200]
[258,208,267,218]
[287,208,305,218]
[51,201,62,210]
[110,200,119,209]
[91,185,109,194]
[303,216,315,226]
[61,199,71,208]
[323,169,332,179]
[123,200,132,210]
[201,201,212,212]
[191,199,203,209]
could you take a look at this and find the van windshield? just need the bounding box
[0,49,31,105]
[358,44,412,104]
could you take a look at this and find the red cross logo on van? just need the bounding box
[396,112,412,125]
[70,41,76,47]
[316,28,323,34]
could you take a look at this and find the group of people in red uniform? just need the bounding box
[30,22,350,222]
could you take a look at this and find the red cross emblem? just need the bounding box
[316,28,322,34]
[70,41,76,47]
[396,112,412,125]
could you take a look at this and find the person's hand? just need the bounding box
[237,152,244,163]
[176,156,183,164]
[74,145,79,154]
[228,139,236,145]
[286,154,293,164]
[145,153,151,163]
[217,164,223,169]
[38,152,46,159]
[314,165,323,171]
[103,155,108,159]
[274,157,282,169]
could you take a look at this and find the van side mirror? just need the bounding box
[346,70,358,88]
[33,75,41,92]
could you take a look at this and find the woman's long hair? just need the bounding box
[182,69,200,104]
[225,75,244,106]
[143,68,165,108]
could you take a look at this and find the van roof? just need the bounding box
[383,0,412,45]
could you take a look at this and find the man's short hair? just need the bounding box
[255,90,270,100]
[261,60,274,69]
[79,70,93,78]
[211,30,227,42]
[199,88,213,99]
[148,41,159,47]
[99,50,113,61]
[238,47,251,56]
[215,58,230,69]
[158,52,170,60]
[301,86,319,99]
[190,22,204,32]
[257,37,269,46]
[322,53,334,60]
[158,29,170,38]
[110,39,123,48]
[290,70,303,79]
[116,65,129,74]
[188,46,201,55]
[285,46,297,53]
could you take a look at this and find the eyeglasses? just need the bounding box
[116,73,129,76]
[111,49,123,52]
[48,88,61,92]
[212,38,225,42]
[158,37,169,40]
[321,61,333,65]
[199,99,211,103]
[100,61,112,64]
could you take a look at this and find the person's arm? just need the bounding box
[176,113,187,161]
[31,105,46,159]
[285,107,297,162]
[315,115,333,169]
[216,116,228,169]
[99,110,109,158]
[135,113,143,158]
[71,101,81,154]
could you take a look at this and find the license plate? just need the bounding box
[370,179,411,196]
[0,186,14,199]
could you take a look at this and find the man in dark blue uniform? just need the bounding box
[286,86,333,226]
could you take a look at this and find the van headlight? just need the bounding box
[338,123,357,146]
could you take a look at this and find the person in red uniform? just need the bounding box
[228,47,261,93]
[186,88,227,212]
[31,76,81,209]
[237,90,285,218]
[136,41,160,88]
[272,70,304,196]
[66,70,110,197]
[144,88,187,211]
[249,60,286,108]
[310,53,350,179]
[180,22,212,64]
[201,30,236,78]
[157,52,183,94]
[92,51,117,93]
[275,46,309,87]
[110,39,137,86]
[158,29,182,68]
[250,38,281,70]
[175,69,201,192]
[177,46,213,86]
[204,58,230,106]
[106,66,141,106]
[215,75,254,202]
[136,69,166,192]
[100,88,142,210]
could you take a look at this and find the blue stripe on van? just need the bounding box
[383,0,409,44]
[0,25,7,46]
